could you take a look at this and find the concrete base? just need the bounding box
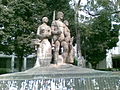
[0,64,120,90]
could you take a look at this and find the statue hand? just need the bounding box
[33,39,41,45]
[58,30,62,34]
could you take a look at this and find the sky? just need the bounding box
[69,0,87,8]
[80,0,87,5]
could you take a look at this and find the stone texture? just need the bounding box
[34,17,52,67]
[0,64,120,90]
[51,12,74,64]
[0,64,116,80]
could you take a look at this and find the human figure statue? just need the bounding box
[51,11,66,64]
[34,17,52,67]
[51,11,74,64]
[63,20,74,64]
[33,12,74,66]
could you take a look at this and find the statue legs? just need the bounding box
[53,40,73,64]
[53,40,60,64]
[67,45,74,64]
[61,41,69,63]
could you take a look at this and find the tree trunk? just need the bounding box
[18,56,23,72]
[77,30,82,57]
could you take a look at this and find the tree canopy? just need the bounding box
[0,0,75,71]
[0,0,120,70]
[77,0,120,68]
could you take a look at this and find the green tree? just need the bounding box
[0,0,75,71]
[42,0,75,36]
[0,0,48,71]
[79,0,120,68]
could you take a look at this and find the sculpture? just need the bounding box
[34,11,74,66]
[51,12,74,64]
[51,11,67,64]
[34,17,52,66]
[64,20,74,63]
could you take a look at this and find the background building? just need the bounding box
[0,53,36,74]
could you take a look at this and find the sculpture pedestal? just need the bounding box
[0,64,120,90]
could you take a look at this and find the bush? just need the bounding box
[73,57,78,66]
[0,68,11,74]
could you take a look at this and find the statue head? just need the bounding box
[57,11,64,20]
[42,17,48,23]
[64,20,69,26]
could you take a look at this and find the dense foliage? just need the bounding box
[78,0,120,68]
[0,0,120,70]
[0,0,75,71]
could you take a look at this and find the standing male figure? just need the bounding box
[64,20,74,64]
[51,11,66,64]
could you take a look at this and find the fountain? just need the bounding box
[0,12,120,90]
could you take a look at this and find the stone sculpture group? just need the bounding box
[34,11,74,66]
